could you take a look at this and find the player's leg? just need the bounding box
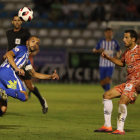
[94,87,121,132]
[0,68,28,102]
[111,94,131,135]
[0,99,7,116]
[22,70,48,114]
[99,67,106,91]
[24,79,48,114]
[111,83,136,135]
[104,67,114,91]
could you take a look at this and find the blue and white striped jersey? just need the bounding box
[95,39,120,67]
[0,45,31,70]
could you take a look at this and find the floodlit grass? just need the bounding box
[1,83,140,140]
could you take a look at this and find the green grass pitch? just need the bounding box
[1,83,140,140]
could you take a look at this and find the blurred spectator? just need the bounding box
[91,1,106,22]
[110,0,126,21]
[80,0,93,23]
[125,0,137,21]
[137,33,140,45]
[50,0,62,21]
[33,0,53,16]
[136,2,140,21]
[61,0,72,22]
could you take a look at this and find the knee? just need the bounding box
[25,95,28,101]
[1,106,7,114]
[27,85,34,91]
[118,104,127,114]
[103,91,111,99]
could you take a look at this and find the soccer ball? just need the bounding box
[18,7,33,22]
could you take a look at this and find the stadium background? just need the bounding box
[0,0,140,84]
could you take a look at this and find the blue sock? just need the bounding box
[105,84,111,92]
[102,85,106,90]
[0,108,3,116]
[4,88,26,101]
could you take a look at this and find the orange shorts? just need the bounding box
[115,81,139,104]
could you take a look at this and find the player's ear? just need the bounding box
[26,40,29,45]
[12,21,13,24]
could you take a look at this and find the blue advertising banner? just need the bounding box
[33,50,67,66]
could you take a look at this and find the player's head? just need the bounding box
[12,14,22,29]
[123,29,138,47]
[26,36,40,52]
[104,28,113,39]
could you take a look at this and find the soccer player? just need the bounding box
[93,28,122,92]
[5,14,48,114]
[0,36,59,116]
[94,29,139,135]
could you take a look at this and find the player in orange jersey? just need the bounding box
[94,29,139,135]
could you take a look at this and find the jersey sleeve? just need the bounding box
[12,45,25,57]
[27,59,31,65]
[115,40,121,51]
[95,40,102,50]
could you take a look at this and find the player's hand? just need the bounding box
[15,67,25,76]
[135,85,140,94]
[51,70,59,80]
[101,52,110,60]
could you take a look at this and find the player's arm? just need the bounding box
[101,52,125,67]
[26,66,59,80]
[5,51,25,75]
[93,48,104,53]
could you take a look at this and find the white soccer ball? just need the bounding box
[18,7,33,22]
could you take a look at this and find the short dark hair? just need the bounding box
[28,36,39,41]
[125,29,138,42]
[105,27,113,32]
[13,14,18,20]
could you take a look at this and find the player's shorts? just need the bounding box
[0,67,26,92]
[20,68,31,80]
[99,67,114,80]
[115,81,139,104]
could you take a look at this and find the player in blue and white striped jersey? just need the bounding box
[0,36,59,116]
[93,28,122,92]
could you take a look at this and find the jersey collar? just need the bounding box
[131,44,138,50]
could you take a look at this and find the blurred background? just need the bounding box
[0,0,140,84]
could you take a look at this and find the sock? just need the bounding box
[0,108,3,116]
[32,86,44,106]
[4,88,26,101]
[103,99,113,127]
[117,104,127,131]
[105,84,111,92]
[102,85,106,90]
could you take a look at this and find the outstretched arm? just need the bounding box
[101,52,125,67]
[28,68,59,80]
[93,48,104,53]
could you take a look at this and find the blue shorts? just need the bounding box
[99,67,114,80]
[0,67,26,92]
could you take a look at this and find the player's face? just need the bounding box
[123,33,133,47]
[12,16,22,29]
[27,37,40,52]
[105,30,113,39]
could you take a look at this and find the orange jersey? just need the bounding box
[121,45,140,81]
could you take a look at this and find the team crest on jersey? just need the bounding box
[14,47,20,52]
[7,80,17,90]
[15,38,21,44]
[124,83,132,91]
